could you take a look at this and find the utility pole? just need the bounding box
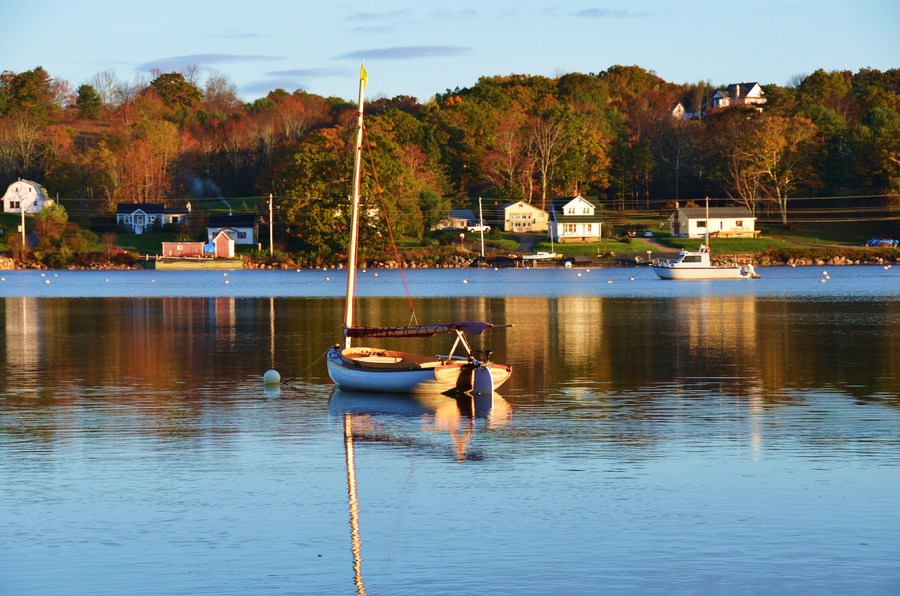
[268,193,274,255]
[478,196,485,258]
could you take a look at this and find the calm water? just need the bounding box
[1,266,899,595]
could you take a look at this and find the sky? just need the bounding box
[3,0,898,103]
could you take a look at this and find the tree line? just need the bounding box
[1,64,898,256]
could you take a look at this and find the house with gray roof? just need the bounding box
[711,82,767,110]
[3,179,53,214]
[549,195,602,243]
[669,205,758,238]
[116,203,190,234]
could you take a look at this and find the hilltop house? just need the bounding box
[2,179,53,214]
[549,195,602,243]
[116,203,190,234]
[502,201,549,233]
[711,82,766,110]
[669,205,758,238]
[207,213,257,245]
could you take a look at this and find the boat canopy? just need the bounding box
[345,321,495,339]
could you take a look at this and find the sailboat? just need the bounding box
[522,218,558,263]
[326,65,512,395]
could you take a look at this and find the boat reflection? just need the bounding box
[329,388,512,462]
[331,389,512,594]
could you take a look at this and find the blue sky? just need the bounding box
[3,0,898,102]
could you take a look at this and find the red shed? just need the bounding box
[213,230,235,258]
[162,241,205,257]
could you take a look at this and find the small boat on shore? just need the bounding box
[522,251,558,261]
[651,244,759,280]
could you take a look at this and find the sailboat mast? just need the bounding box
[343,64,367,349]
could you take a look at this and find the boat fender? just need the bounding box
[472,365,494,396]
[742,264,760,279]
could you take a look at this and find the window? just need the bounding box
[564,223,577,233]
[697,220,706,228]
[736,220,743,227]
[237,231,247,239]
[586,224,593,233]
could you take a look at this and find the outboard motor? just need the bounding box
[472,363,494,396]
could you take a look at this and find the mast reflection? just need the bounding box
[333,389,511,593]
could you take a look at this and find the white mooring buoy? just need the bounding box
[263,369,281,385]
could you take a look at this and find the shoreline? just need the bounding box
[1,248,898,271]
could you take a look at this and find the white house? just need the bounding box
[116,203,190,234]
[2,179,53,213]
[549,195,602,243]
[434,209,477,230]
[669,206,758,238]
[711,82,766,109]
[207,214,257,245]
[502,201,549,233]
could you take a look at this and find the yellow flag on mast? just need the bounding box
[360,62,368,88]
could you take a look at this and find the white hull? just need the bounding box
[652,264,749,280]
[327,346,511,394]
[651,246,758,280]
[523,251,557,261]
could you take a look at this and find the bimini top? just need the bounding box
[345,321,496,339]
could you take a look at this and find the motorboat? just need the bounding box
[651,244,759,280]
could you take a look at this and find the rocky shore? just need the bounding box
[2,248,897,271]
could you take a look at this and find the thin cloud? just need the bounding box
[576,8,646,18]
[242,78,309,95]
[267,68,345,78]
[138,54,281,72]
[344,9,412,21]
[339,46,470,60]
[243,68,349,97]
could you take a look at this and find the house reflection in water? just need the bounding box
[4,297,41,382]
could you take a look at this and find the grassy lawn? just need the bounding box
[113,232,175,255]
[662,237,791,252]
[527,236,660,257]
[757,221,899,246]
[0,212,22,250]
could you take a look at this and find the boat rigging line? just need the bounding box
[361,123,419,327]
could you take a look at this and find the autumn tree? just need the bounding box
[529,104,577,210]
[481,105,531,202]
[0,116,45,179]
[149,72,203,110]
[705,108,767,213]
[88,70,121,106]
[203,72,241,114]
[755,115,821,224]
[281,126,352,258]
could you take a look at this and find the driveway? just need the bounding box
[512,233,540,253]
